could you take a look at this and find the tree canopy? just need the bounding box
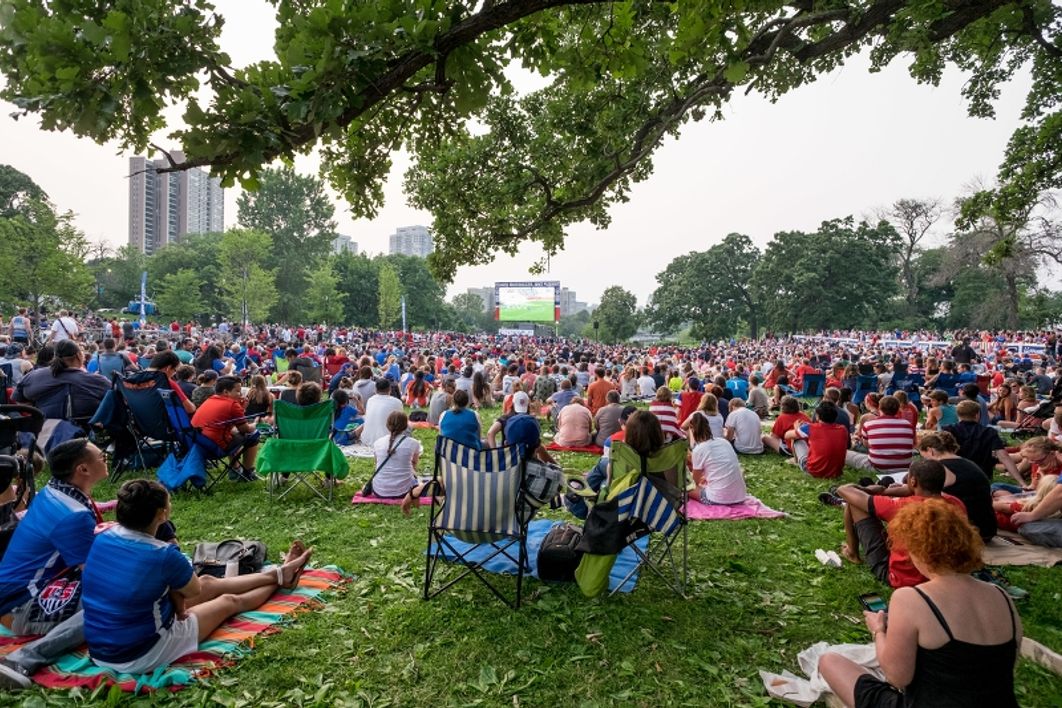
[2,1,1058,281]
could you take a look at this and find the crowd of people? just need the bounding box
[2,311,1062,703]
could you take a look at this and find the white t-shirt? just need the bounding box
[695,411,725,440]
[50,316,79,341]
[691,438,747,504]
[637,375,657,397]
[724,407,764,454]
[370,433,423,498]
[360,394,404,446]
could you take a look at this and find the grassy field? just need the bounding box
[12,407,1062,707]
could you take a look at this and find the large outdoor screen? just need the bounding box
[495,282,559,322]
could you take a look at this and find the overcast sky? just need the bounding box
[0,1,1037,307]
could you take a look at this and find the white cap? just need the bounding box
[512,391,530,413]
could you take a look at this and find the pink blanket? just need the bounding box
[351,493,431,506]
[546,442,604,454]
[686,495,785,521]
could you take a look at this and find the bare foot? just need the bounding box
[279,544,313,588]
[840,543,862,565]
[400,491,416,517]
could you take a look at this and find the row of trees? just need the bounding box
[643,195,1062,340]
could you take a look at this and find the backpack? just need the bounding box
[537,522,584,582]
[192,539,268,578]
[534,374,557,402]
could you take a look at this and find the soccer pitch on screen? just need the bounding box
[497,285,556,322]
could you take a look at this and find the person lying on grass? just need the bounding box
[82,479,312,676]
[834,459,965,588]
[819,500,1021,708]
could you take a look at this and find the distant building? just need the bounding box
[128,150,224,255]
[467,287,495,312]
[331,234,358,255]
[559,288,588,317]
[389,225,433,258]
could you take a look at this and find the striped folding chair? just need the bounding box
[607,439,690,597]
[423,437,533,608]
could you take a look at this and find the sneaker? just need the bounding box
[818,492,844,507]
[0,660,32,690]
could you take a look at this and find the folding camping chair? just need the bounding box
[424,437,536,609]
[851,375,880,407]
[255,400,348,502]
[887,372,925,410]
[597,439,690,597]
[0,405,44,559]
[159,390,258,492]
[933,373,960,396]
[106,370,178,482]
[793,373,826,407]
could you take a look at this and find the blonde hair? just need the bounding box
[697,392,719,415]
[1023,474,1061,512]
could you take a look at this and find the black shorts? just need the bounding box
[854,674,905,708]
[854,517,890,584]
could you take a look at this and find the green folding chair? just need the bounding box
[256,400,348,502]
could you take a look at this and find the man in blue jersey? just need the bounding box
[0,440,108,689]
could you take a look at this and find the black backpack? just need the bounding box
[192,539,268,578]
[537,522,584,582]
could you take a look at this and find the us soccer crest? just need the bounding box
[37,578,80,615]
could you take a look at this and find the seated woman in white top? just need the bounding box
[681,392,725,440]
[363,411,426,516]
[688,414,747,505]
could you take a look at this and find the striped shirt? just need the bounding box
[649,401,683,441]
[863,415,916,472]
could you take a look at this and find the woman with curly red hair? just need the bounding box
[819,500,1021,707]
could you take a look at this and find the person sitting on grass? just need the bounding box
[943,399,1024,486]
[243,374,274,422]
[593,390,624,447]
[680,392,724,440]
[190,375,260,482]
[565,405,638,520]
[357,378,404,445]
[0,440,109,690]
[190,370,219,408]
[762,395,810,455]
[82,480,312,676]
[438,389,482,449]
[834,458,965,588]
[721,397,764,454]
[844,395,916,475]
[916,432,997,541]
[923,389,957,431]
[786,401,849,478]
[554,395,593,448]
[331,390,363,446]
[819,500,1020,708]
[649,386,684,441]
[688,414,747,505]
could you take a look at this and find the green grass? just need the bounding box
[12,408,1062,707]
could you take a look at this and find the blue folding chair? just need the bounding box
[794,373,826,406]
[160,390,259,492]
[851,375,880,407]
[887,373,926,410]
[933,373,960,397]
[109,370,180,482]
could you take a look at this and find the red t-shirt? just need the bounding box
[771,411,810,439]
[871,493,966,588]
[899,403,919,429]
[191,395,245,449]
[797,422,848,478]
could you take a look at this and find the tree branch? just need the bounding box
[1021,4,1062,59]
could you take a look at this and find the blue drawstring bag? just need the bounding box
[156,446,207,491]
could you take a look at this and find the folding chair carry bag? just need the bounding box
[424,437,532,608]
[575,439,689,598]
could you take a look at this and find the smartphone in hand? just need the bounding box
[859,592,888,613]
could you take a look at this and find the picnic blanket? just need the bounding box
[0,566,349,693]
[410,421,437,430]
[351,492,431,507]
[686,495,786,521]
[760,641,881,707]
[433,519,648,593]
[338,443,375,459]
[982,531,1062,567]
[546,442,604,455]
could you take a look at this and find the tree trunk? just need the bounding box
[1005,273,1020,329]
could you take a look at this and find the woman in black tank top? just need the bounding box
[820,499,1021,707]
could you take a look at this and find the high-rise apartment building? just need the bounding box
[559,288,588,316]
[331,234,358,255]
[128,150,224,254]
[388,225,433,258]
[466,287,495,313]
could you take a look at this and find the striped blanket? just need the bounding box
[0,566,349,693]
